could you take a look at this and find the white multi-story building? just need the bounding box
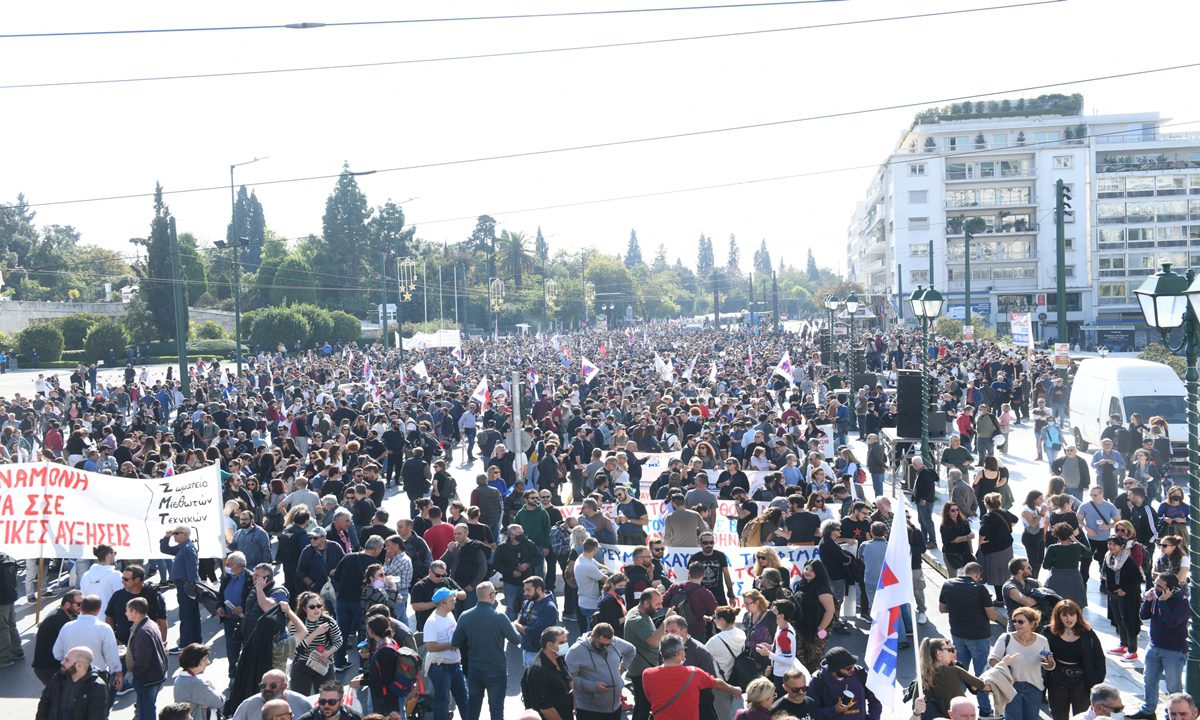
[848,97,1143,345]
[1087,116,1200,349]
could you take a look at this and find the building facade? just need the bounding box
[847,102,1200,348]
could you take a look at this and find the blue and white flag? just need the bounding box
[864,493,915,711]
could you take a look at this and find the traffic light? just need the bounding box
[1057,179,1072,218]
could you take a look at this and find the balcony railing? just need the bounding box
[945,196,1037,210]
[945,221,1039,237]
[945,169,1037,181]
[1096,131,1200,145]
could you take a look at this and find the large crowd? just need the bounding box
[0,321,1197,720]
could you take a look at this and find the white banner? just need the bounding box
[634,452,681,473]
[0,463,226,559]
[1010,312,1033,348]
[406,328,463,350]
[596,543,819,599]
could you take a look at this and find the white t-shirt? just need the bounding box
[423,612,461,664]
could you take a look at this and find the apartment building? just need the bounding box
[847,96,1136,345]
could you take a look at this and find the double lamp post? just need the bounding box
[907,285,944,466]
[824,293,861,430]
[1133,261,1200,695]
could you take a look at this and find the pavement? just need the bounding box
[0,368,1158,718]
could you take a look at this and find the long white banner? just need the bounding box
[596,543,819,599]
[0,463,226,559]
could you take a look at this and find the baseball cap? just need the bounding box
[307,526,328,538]
[432,587,456,603]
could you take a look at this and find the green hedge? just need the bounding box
[83,320,131,362]
[18,324,64,363]
[329,311,361,345]
[249,307,311,350]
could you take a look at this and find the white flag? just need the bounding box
[773,352,795,386]
[864,493,915,711]
[682,354,698,380]
[708,361,718,385]
[471,377,491,411]
[412,361,430,380]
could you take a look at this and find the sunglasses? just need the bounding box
[317,698,341,706]
[434,573,447,579]
[306,604,323,610]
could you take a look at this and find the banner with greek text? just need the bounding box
[560,498,746,546]
[0,463,226,559]
[595,543,819,599]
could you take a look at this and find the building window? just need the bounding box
[1035,131,1061,145]
[909,163,926,176]
[911,270,930,283]
[908,190,928,204]
[992,134,1008,148]
[1053,155,1073,169]
[908,217,930,231]
[1044,292,1084,311]
[910,243,929,257]
[1099,282,1127,304]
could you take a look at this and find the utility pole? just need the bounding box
[169,217,190,398]
[453,265,460,328]
[395,257,404,357]
[1055,179,1071,346]
[928,239,934,288]
[897,264,904,329]
[964,227,973,326]
[748,272,755,327]
[712,271,721,329]
[771,270,779,332]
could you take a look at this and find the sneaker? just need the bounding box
[1109,646,1127,655]
[115,685,135,697]
[0,660,13,669]
[917,612,928,624]
[168,646,182,655]
[1123,651,1139,661]
[334,662,352,672]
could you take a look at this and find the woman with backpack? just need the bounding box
[1039,419,1064,465]
[353,614,417,715]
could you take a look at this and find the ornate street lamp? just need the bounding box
[909,285,944,465]
[1134,262,1200,694]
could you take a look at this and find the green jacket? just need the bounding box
[515,506,552,550]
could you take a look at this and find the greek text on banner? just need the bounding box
[0,462,226,560]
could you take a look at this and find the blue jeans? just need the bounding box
[578,606,596,636]
[522,650,538,667]
[463,428,477,459]
[429,662,469,720]
[871,473,885,499]
[916,501,936,544]
[502,581,523,619]
[1065,487,1083,502]
[1006,681,1042,720]
[1140,646,1186,712]
[176,586,201,646]
[467,666,507,720]
[952,636,993,715]
[133,680,162,720]
[335,598,363,663]
[976,437,994,460]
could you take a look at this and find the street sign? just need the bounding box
[963,325,974,343]
[1054,343,1070,369]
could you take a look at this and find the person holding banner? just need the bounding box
[159,527,202,653]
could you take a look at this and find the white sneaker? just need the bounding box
[917,612,928,624]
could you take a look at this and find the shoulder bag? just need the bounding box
[651,668,695,715]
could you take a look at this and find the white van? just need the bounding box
[1069,358,1188,452]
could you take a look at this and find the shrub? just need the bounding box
[329,311,361,346]
[248,307,311,350]
[187,339,245,357]
[0,331,14,352]
[55,313,105,350]
[83,320,131,362]
[932,316,962,341]
[1140,342,1186,381]
[291,304,333,347]
[18,323,64,363]
[192,320,227,340]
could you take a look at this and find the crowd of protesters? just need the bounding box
[0,320,1189,720]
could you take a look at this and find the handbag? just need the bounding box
[305,651,332,676]
[717,637,763,690]
[1050,663,1085,688]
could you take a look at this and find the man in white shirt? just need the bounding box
[424,587,469,720]
[78,545,124,617]
[52,595,121,683]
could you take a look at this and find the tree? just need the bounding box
[177,232,208,305]
[534,227,549,264]
[227,186,267,273]
[130,184,178,339]
[727,234,740,271]
[624,230,643,268]
[123,295,158,344]
[1140,342,1186,381]
[267,255,317,306]
[696,234,714,277]
[18,323,63,363]
[753,239,772,275]
[317,164,373,313]
[0,194,37,268]
[291,303,334,347]
[329,311,361,345]
[83,320,130,362]
[806,249,820,282]
[652,242,668,271]
[469,215,499,280]
[248,306,311,350]
[192,321,227,340]
[500,230,535,288]
[56,313,104,350]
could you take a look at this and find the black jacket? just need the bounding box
[448,539,491,591]
[33,609,74,672]
[35,669,109,720]
[225,606,290,716]
[494,536,541,584]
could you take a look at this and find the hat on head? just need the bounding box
[307,526,327,538]
[824,646,858,672]
[432,587,456,603]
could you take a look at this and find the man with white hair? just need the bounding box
[35,645,109,719]
[947,696,978,720]
[231,669,312,720]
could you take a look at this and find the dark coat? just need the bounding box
[35,669,109,720]
[224,605,290,716]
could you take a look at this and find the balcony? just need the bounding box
[945,169,1037,182]
[945,196,1037,210]
[1095,131,1200,145]
[945,221,1039,238]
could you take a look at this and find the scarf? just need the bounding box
[1105,546,1132,572]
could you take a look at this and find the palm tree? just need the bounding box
[500,230,535,288]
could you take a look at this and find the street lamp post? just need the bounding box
[489,278,505,339]
[824,295,840,368]
[229,157,268,378]
[544,279,558,332]
[844,293,860,431]
[584,282,596,326]
[396,257,417,357]
[1134,262,1200,695]
[909,286,944,466]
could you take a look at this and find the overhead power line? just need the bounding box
[0,0,847,39]
[11,60,1200,212]
[0,1,1061,90]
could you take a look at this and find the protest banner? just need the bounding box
[560,498,743,545]
[818,424,835,459]
[634,452,682,474]
[0,462,226,559]
[595,543,819,599]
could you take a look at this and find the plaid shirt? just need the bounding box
[384,551,413,601]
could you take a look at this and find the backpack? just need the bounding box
[716,636,764,690]
[372,642,419,700]
[670,585,701,628]
[854,467,867,484]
